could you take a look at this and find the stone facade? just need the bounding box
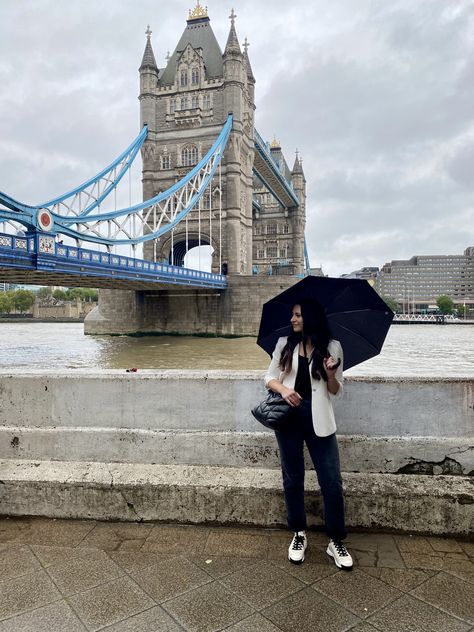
[85,276,295,336]
[86,4,307,336]
[138,4,305,275]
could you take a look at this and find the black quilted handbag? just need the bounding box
[251,390,292,430]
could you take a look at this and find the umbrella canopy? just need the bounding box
[257,276,394,370]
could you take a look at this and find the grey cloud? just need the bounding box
[0,0,473,278]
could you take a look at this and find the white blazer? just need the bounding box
[264,337,344,437]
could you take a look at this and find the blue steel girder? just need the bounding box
[0,116,232,247]
[50,115,232,246]
[253,129,300,209]
[0,126,148,228]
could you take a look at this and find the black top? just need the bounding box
[294,355,312,400]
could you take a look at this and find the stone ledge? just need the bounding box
[1,428,472,475]
[0,459,472,536]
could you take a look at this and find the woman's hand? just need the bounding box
[324,356,341,395]
[280,385,303,407]
[324,356,340,376]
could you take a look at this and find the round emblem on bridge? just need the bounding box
[37,210,53,231]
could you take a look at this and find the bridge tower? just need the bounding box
[139,4,255,275]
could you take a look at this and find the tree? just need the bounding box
[436,295,454,315]
[381,295,398,313]
[11,289,35,313]
[65,287,98,302]
[37,286,53,304]
[456,304,468,319]
[0,294,13,314]
[52,289,67,301]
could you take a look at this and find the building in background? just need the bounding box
[376,246,474,310]
[340,266,379,282]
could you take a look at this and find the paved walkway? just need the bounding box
[0,517,472,631]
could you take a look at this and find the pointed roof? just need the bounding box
[224,9,241,55]
[292,153,304,175]
[140,25,158,71]
[159,9,223,84]
[243,37,255,81]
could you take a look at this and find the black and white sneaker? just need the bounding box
[288,531,307,564]
[326,539,353,570]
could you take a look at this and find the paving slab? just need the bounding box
[312,568,402,619]
[1,517,95,546]
[0,569,62,621]
[45,548,124,596]
[361,567,435,592]
[99,605,184,631]
[367,594,471,632]
[224,613,284,631]
[220,560,305,610]
[78,521,154,551]
[0,600,86,632]
[67,575,155,632]
[142,524,210,555]
[411,571,474,624]
[0,543,42,581]
[262,586,359,632]
[130,556,212,603]
[205,529,269,558]
[162,580,256,632]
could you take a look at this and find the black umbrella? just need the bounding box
[257,276,394,370]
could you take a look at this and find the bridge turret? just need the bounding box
[243,37,255,125]
[291,153,307,274]
[139,25,158,132]
[222,10,253,274]
[223,9,245,121]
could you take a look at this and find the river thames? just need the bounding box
[0,322,473,377]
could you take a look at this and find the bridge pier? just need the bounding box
[84,275,297,336]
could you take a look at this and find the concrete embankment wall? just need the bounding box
[0,372,472,535]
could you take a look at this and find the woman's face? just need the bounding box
[291,304,303,332]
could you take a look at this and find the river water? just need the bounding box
[0,322,473,377]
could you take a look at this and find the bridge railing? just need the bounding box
[0,230,227,288]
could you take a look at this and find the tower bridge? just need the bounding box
[0,3,308,336]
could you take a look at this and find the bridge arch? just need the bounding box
[159,231,220,270]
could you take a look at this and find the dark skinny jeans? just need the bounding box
[275,399,347,540]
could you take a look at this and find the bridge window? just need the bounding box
[283,224,289,234]
[191,95,199,109]
[191,68,199,85]
[170,99,176,113]
[267,246,278,258]
[257,249,265,259]
[267,223,277,235]
[180,97,188,110]
[203,94,211,109]
[279,247,287,258]
[254,225,262,236]
[180,70,188,87]
[203,192,211,209]
[161,155,171,170]
[181,145,198,166]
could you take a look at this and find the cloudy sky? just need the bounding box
[1,0,473,276]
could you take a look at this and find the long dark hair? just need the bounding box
[279,299,331,381]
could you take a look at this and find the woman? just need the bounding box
[264,299,353,570]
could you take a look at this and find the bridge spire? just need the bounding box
[243,37,255,82]
[140,25,158,71]
[225,8,241,55]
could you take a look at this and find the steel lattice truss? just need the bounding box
[0,115,232,247]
